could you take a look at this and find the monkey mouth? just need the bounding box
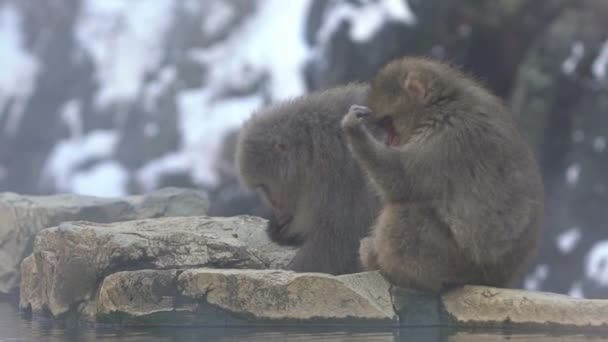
[377,116,398,146]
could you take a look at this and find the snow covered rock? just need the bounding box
[0,187,208,295]
[19,215,295,318]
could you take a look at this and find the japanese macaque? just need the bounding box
[342,57,544,292]
[236,83,380,275]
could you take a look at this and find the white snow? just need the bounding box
[60,99,83,138]
[586,240,608,287]
[201,0,234,38]
[593,136,606,153]
[143,66,176,112]
[524,264,549,291]
[0,3,40,136]
[568,282,584,298]
[318,0,416,44]
[565,163,581,186]
[592,39,608,80]
[177,89,262,185]
[173,0,313,186]
[135,152,191,191]
[72,161,128,197]
[561,42,585,75]
[41,130,119,192]
[556,227,581,255]
[76,0,175,108]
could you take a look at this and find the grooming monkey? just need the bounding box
[236,83,380,275]
[342,57,544,291]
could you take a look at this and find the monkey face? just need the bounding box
[367,76,423,147]
[368,57,460,146]
[236,112,312,246]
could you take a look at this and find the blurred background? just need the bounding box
[0,0,607,299]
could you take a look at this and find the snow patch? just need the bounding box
[0,3,40,136]
[72,161,128,197]
[586,240,608,287]
[593,136,606,153]
[172,0,312,186]
[177,89,262,185]
[76,0,175,108]
[556,227,581,255]
[41,130,119,192]
[524,264,549,291]
[143,66,176,112]
[201,0,234,38]
[592,39,608,80]
[60,100,83,138]
[561,42,585,75]
[318,0,416,44]
[135,152,191,192]
[565,163,581,186]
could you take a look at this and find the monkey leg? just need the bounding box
[374,204,474,292]
[359,236,380,270]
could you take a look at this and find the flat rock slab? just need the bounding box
[19,216,295,318]
[0,187,209,294]
[95,269,395,325]
[442,286,608,329]
[57,265,608,329]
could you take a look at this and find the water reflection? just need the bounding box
[2,301,607,341]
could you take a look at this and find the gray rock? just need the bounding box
[19,222,608,328]
[95,269,395,325]
[0,187,209,294]
[19,215,296,318]
[442,285,608,328]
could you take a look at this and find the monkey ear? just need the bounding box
[402,74,426,100]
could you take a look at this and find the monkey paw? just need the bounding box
[342,105,372,130]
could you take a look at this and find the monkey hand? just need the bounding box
[342,105,373,131]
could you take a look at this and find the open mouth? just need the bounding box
[377,116,398,146]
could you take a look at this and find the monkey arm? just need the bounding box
[343,123,408,198]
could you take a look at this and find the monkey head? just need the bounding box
[235,104,314,246]
[366,57,465,146]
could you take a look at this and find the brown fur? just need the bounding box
[236,83,380,275]
[342,57,544,292]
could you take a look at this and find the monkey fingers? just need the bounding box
[350,105,373,119]
[341,105,373,131]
